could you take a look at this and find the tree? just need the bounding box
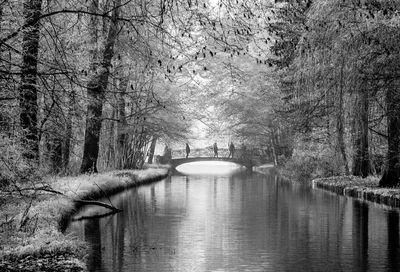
[380,88,400,187]
[352,88,370,178]
[80,0,121,173]
[19,0,43,161]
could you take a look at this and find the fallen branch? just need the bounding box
[14,185,123,213]
[73,199,122,212]
[16,186,64,195]
[71,210,119,222]
[93,181,115,209]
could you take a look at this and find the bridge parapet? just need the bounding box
[157,147,272,170]
[172,147,230,158]
[168,147,272,170]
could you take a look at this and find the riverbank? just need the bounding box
[0,165,170,271]
[312,176,400,208]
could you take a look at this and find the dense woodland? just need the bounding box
[1,0,400,187]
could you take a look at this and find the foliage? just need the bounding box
[1,0,400,185]
[283,136,345,182]
[0,134,42,187]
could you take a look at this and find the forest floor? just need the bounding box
[0,165,170,272]
[312,176,400,208]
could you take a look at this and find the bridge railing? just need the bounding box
[171,147,273,165]
[172,148,230,158]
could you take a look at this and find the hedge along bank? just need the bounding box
[0,167,170,271]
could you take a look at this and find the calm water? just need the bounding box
[68,163,400,272]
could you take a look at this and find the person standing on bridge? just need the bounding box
[228,142,235,158]
[185,143,190,158]
[213,142,218,157]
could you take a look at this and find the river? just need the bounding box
[68,162,400,272]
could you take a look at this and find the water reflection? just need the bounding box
[388,210,400,271]
[352,201,369,271]
[68,171,400,272]
[175,161,243,176]
[84,218,102,272]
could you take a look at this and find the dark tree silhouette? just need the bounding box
[19,0,43,161]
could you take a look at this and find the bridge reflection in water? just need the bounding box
[175,161,244,176]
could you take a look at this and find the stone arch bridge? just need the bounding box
[159,147,272,170]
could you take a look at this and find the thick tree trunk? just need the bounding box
[80,0,121,173]
[147,136,157,164]
[352,89,370,178]
[19,0,42,161]
[80,83,103,173]
[336,59,349,175]
[336,96,349,175]
[379,88,400,187]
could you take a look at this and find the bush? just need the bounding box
[0,134,40,185]
[281,139,345,182]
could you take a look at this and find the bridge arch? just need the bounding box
[171,157,248,169]
[158,147,272,171]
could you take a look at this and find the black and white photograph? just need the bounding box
[1,0,400,271]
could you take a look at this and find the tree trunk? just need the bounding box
[379,88,400,187]
[88,0,99,73]
[147,136,157,164]
[80,0,98,171]
[0,2,3,32]
[50,138,63,173]
[270,131,278,166]
[62,91,74,171]
[352,89,370,178]
[116,78,128,169]
[80,0,121,173]
[19,0,42,161]
[336,58,349,175]
[106,102,116,168]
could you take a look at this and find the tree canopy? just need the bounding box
[1,0,400,186]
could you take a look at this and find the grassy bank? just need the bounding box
[279,154,400,208]
[313,176,400,208]
[0,165,169,271]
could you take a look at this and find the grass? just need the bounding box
[313,175,400,208]
[0,166,169,270]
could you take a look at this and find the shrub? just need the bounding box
[282,139,344,182]
[0,134,40,186]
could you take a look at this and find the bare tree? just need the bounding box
[80,0,121,173]
[19,0,43,161]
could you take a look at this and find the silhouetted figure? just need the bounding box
[185,143,190,158]
[228,142,235,158]
[213,142,218,157]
